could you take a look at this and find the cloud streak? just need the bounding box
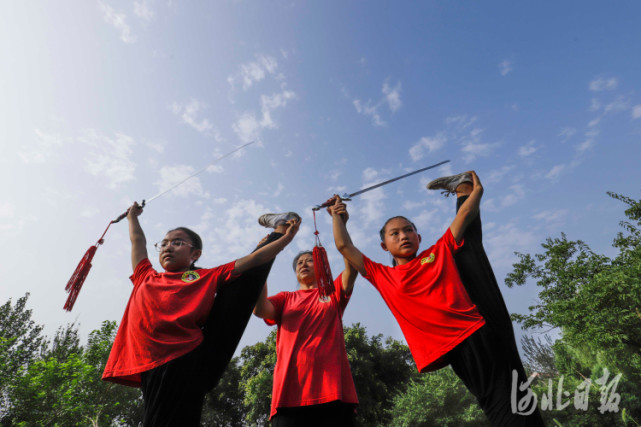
[99,2,136,43]
[353,80,403,127]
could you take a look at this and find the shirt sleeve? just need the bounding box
[129,258,155,287]
[441,228,464,254]
[265,291,288,326]
[207,261,240,284]
[333,272,352,313]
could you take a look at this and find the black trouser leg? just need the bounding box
[200,231,284,392]
[271,401,357,427]
[448,326,545,426]
[454,196,514,333]
[140,349,206,427]
[451,197,545,426]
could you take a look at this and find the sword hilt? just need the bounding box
[112,200,146,223]
[312,194,351,211]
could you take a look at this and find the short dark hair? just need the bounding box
[168,227,202,269]
[292,250,313,271]
[379,216,418,241]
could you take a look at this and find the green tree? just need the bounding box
[202,358,245,426]
[506,191,641,424]
[204,323,420,426]
[6,321,143,426]
[0,293,45,420]
[388,368,488,427]
[343,323,418,426]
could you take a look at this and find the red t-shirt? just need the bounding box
[265,274,358,418]
[102,258,238,387]
[362,229,485,373]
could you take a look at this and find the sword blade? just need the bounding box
[348,159,450,198]
[313,159,449,210]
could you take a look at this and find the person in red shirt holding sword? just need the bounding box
[329,171,544,426]
[253,202,359,426]
[102,202,300,426]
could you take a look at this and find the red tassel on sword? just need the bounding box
[63,205,137,312]
[64,245,98,311]
[312,210,335,302]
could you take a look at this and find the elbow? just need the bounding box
[334,240,349,255]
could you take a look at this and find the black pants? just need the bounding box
[271,401,357,427]
[141,232,283,426]
[448,196,545,426]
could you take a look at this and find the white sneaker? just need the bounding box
[426,172,472,196]
[258,212,301,229]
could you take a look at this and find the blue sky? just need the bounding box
[1,1,640,355]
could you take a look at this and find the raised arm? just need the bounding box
[449,171,484,244]
[233,218,300,275]
[127,202,148,271]
[328,196,367,276]
[253,282,277,321]
[341,256,358,294]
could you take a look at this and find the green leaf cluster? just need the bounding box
[507,191,641,425]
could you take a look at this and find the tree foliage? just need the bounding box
[388,368,487,427]
[2,319,143,426]
[506,191,641,425]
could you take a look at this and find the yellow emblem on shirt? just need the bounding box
[181,271,200,282]
[420,253,435,265]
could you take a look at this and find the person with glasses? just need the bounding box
[102,201,300,426]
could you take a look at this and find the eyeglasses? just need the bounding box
[154,239,196,252]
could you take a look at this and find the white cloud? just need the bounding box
[575,138,595,153]
[518,140,539,157]
[260,90,296,128]
[0,203,15,219]
[18,129,63,164]
[589,98,601,112]
[155,165,209,199]
[171,99,215,134]
[273,183,284,197]
[589,77,618,92]
[445,115,477,130]
[382,81,402,112]
[232,113,261,143]
[232,89,296,142]
[362,167,380,182]
[587,117,601,127]
[558,127,576,141]
[633,105,641,119]
[484,221,539,270]
[99,2,136,43]
[228,55,279,90]
[81,130,136,188]
[461,129,498,163]
[500,184,525,207]
[533,209,568,223]
[604,96,630,114]
[575,129,598,154]
[545,164,565,180]
[484,165,515,185]
[498,59,513,76]
[409,134,446,162]
[353,99,385,127]
[133,0,154,21]
[200,199,273,261]
[353,79,402,127]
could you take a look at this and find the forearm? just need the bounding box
[129,215,146,245]
[450,184,484,242]
[129,214,148,269]
[332,214,366,275]
[342,256,358,293]
[253,283,276,320]
[234,233,292,274]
